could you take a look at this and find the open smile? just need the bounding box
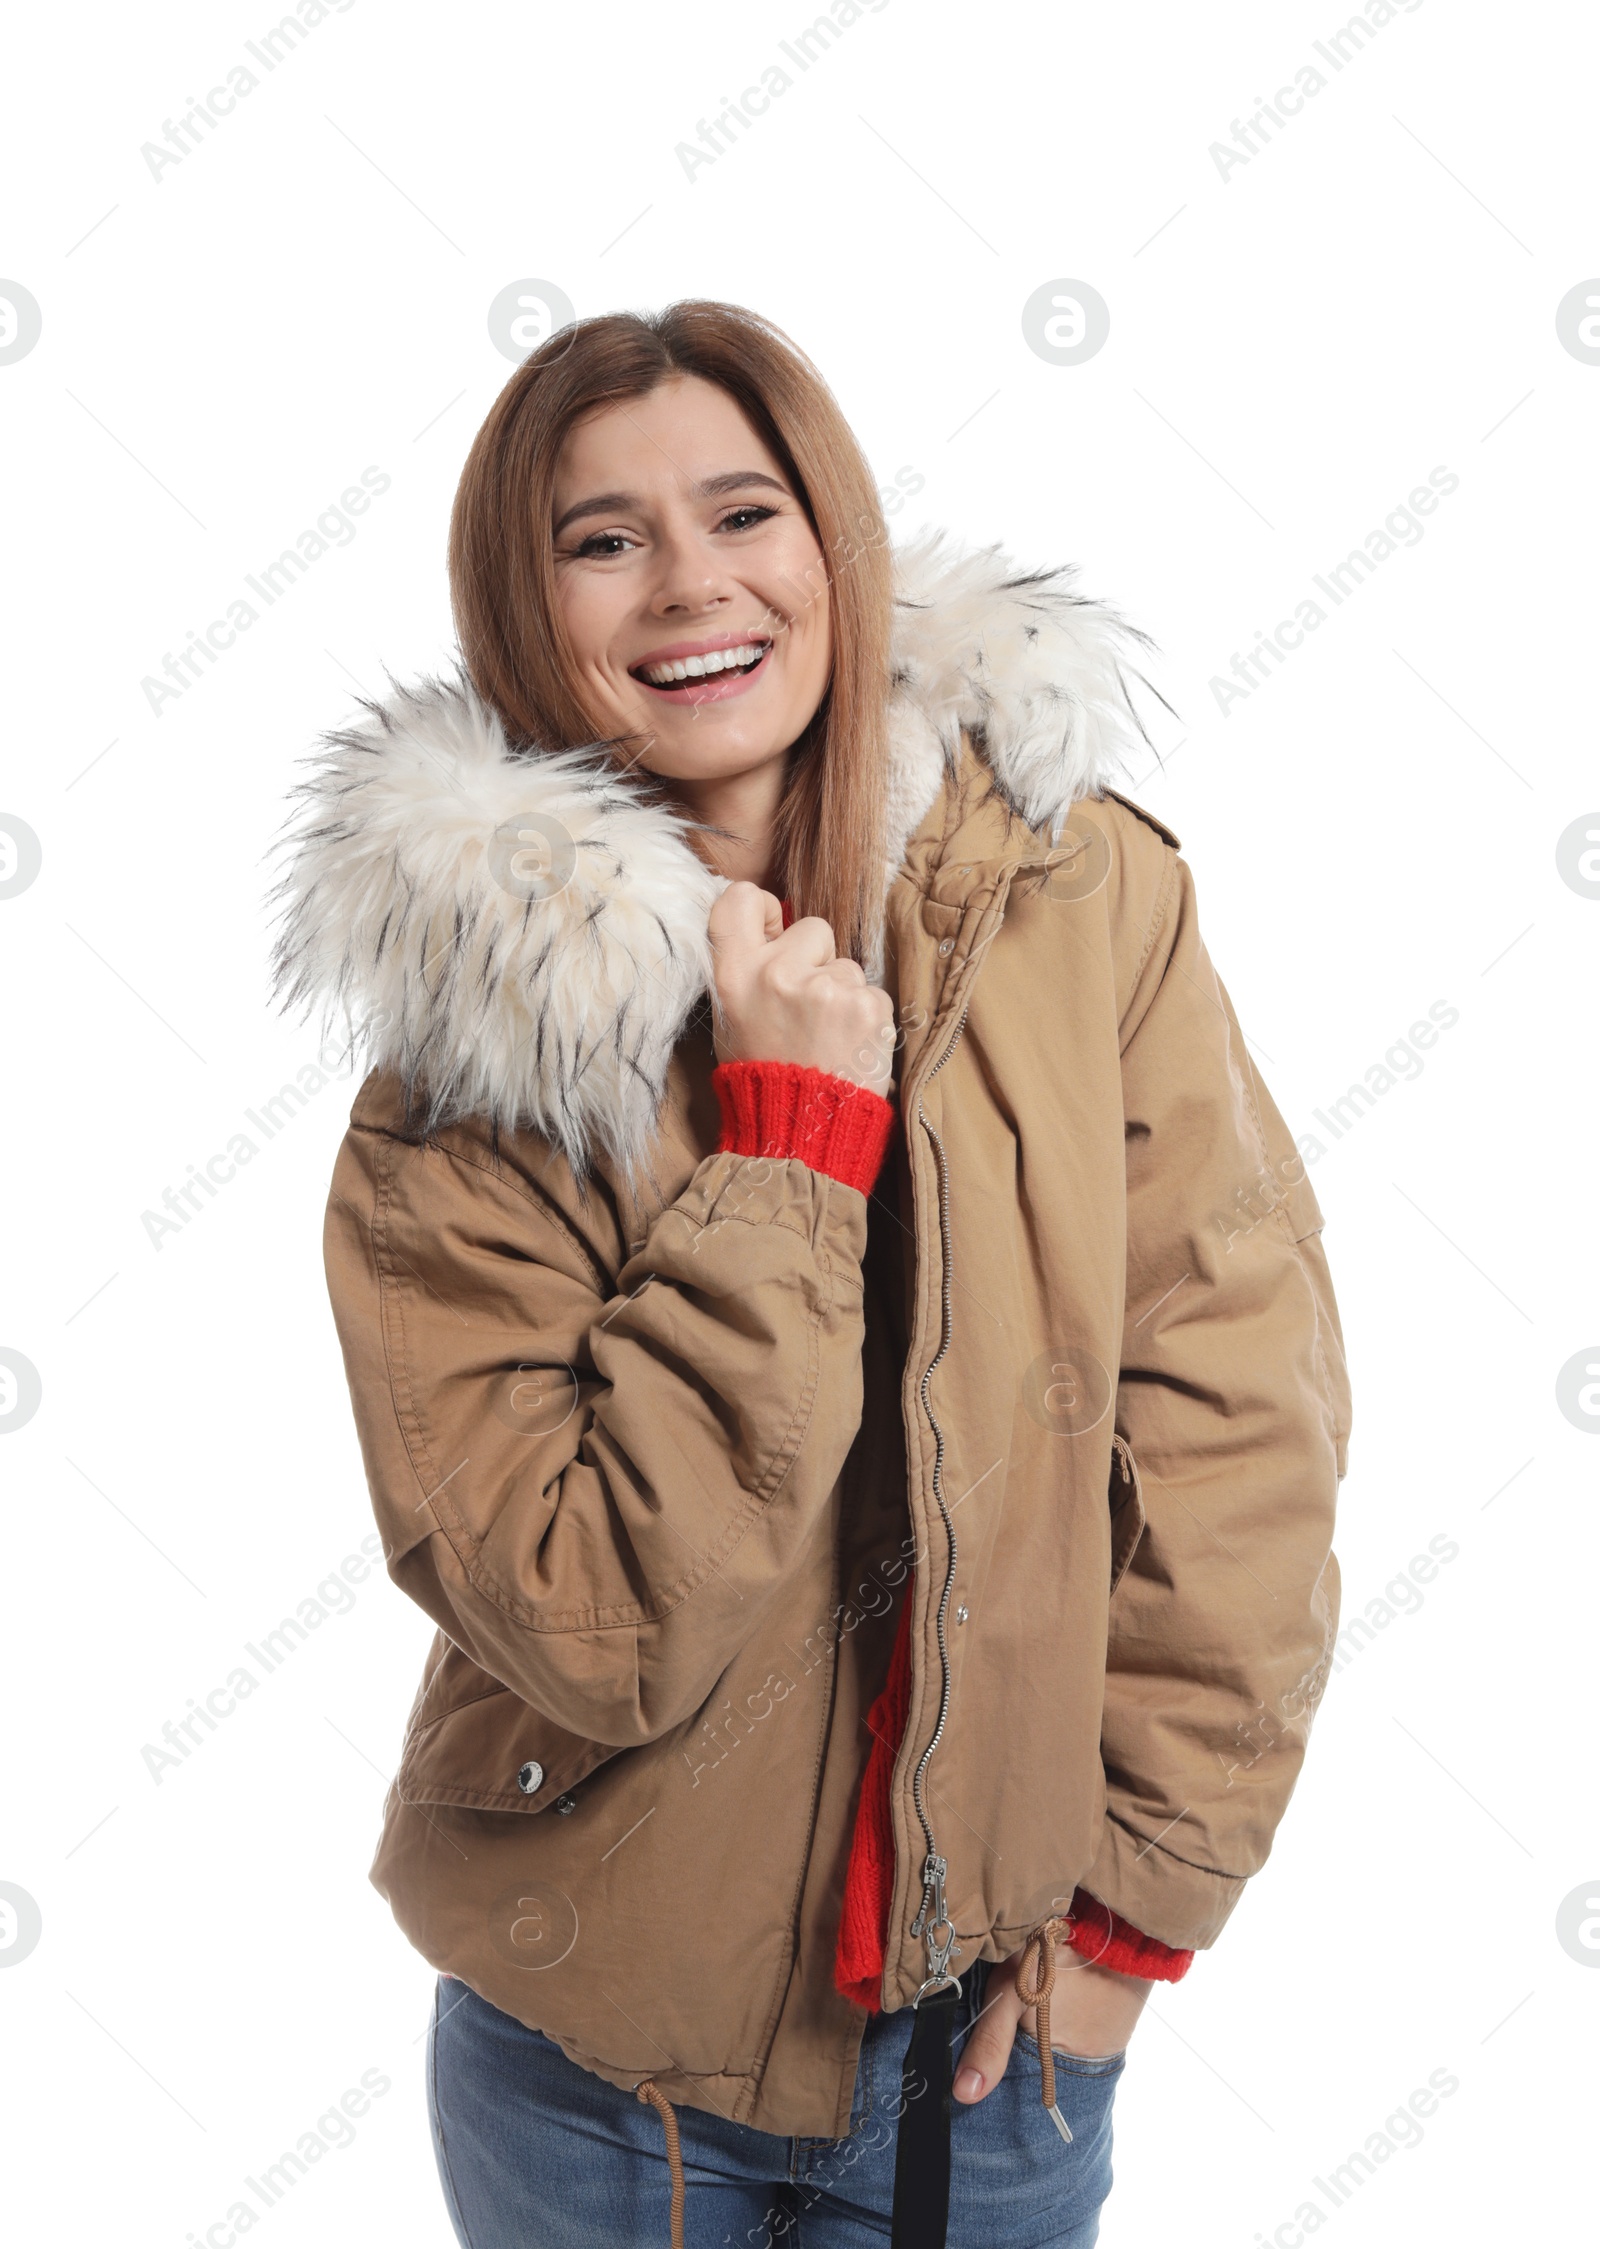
[628,632,774,703]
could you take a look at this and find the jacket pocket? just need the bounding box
[1108,1434,1147,1596]
[395,1639,621,1815]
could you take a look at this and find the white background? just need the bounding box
[2,2,1595,2242]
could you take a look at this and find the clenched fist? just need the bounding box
[708,882,895,1096]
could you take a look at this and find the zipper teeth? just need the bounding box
[909,997,971,1860]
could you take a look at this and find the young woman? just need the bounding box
[274,301,1350,2248]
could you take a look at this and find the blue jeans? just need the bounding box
[426,1961,1123,2247]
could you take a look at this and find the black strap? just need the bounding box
[890,1981,959,2248]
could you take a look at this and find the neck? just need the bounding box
[664,746,788,891]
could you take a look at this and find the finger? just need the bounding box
[771,912,838,968]
[707,881,784,954]
[952,1978,1022,2106]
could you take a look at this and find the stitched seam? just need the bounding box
[427,1987,480,2249]
[1101,786,1181,849]
[1232,1045,1304,1257]
[374,1125,613,1297]
[1301,1256,1346,1473]
[1102,1806,1250,1885]
[742,1487,846,2126]
[414,1633,457,1711]
[404,1680,509,1739]
[398,1779,546,1811]
[1223,1055,1346,1477]
[1229,1049,1347,1478]
[371,1129,453,1553]
[1117,847,1180,1052]
[1224,988,1346,1470]
[751,1262,829,1504]
[1131,847,1179,987]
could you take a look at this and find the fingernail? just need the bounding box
[953,2068,984,2101]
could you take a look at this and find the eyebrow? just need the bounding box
[552,469,790,539]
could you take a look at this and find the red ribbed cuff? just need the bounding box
[712,1060,896,1198]
[1064,1886,1194,1982]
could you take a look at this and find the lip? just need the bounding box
[630,628,774,668]
[628,628,775,706]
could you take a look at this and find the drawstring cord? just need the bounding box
[635,2079,686,2248]
[1015,1913,1077,2142]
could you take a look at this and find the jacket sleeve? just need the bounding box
[1081,849,1352,1951]
[323,1072,892,1751]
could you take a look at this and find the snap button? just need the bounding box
[553,1794,577,1815]
[955,1605,969,1625]
[938,937,954,956]
[516,1761,544,1795]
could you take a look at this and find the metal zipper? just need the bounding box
[907,993,973,2000]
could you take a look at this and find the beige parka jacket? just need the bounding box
[275,533,1351,2141]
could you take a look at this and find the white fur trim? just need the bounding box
[269,673,720,1179]
[270,534,1161,1172]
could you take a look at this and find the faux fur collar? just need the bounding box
[269,530,1160,1177]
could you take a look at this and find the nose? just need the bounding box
[646,517,739,620]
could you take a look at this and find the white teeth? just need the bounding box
[641,642,766,686]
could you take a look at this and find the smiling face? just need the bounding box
[550,375,832,787]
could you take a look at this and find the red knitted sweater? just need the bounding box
[710,954,1196,2001]
[830,1575,1194,2004]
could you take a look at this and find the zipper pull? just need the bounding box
[910,1852,942,1939]
[911,1851,962,1997]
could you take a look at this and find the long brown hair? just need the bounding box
[448,301,893,967]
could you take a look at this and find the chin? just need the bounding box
[643,735,781,783]
[631,700,792,754]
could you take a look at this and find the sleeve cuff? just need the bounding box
[1065,1886,1195,1983]
[711,1060,896,1198]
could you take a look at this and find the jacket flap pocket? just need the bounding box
[397,1683,619,1815]
[1108,1434,1147,1595]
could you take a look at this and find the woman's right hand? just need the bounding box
[708,881,895,1095]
